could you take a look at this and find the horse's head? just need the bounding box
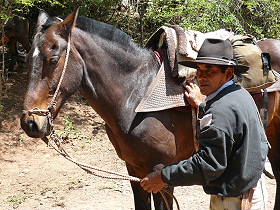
[21,9,83,138]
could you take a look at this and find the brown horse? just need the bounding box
[20,9,196,210]
[0,16,31,72]
[20,9,280,209]
[257,39,280,209]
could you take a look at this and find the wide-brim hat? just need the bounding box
[179,38,249,74]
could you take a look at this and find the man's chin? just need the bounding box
[200,88,208,96]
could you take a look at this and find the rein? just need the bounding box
[22,28,181,210]
[42,133,141,182]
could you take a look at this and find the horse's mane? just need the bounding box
[75,16,135,49]
[42,15,136,50]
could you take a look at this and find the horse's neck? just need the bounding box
[73,30,159,132]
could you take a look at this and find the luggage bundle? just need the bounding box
[229,35,277,92]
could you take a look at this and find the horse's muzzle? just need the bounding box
[20,112,52,138]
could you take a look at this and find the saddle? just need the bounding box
[136,26,234,112]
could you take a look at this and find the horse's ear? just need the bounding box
[37,9,50,29]
[58,7,79,40]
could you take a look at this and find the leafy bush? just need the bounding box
[144,0,280,40]
[0,0,279,46]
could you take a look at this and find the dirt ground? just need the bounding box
[0,69,277,210]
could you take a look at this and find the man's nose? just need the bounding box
[196,72,207,80]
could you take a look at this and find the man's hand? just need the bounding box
[184,82,206,108]
[140,170,166,193]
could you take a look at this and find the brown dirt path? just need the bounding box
[0,71,276,210]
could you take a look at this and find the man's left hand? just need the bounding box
[140,170,166,193]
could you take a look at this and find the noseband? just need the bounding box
[22,30,72,132]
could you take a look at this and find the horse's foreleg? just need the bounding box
[126,163,152,210]
[130,181,152,210]
[7,39,18,72]
[266,117,280,210]
[153,186,174,210]
[266,92,280,210]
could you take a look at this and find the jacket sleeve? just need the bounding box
[161,125,234,186]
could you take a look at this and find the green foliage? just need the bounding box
[55,116,89,141]
[232,0,280,38]
[144,0,280,40]
[0,0,279,46]
[0,0,121,27]
[63,116,76,132]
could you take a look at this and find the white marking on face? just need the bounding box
[33,47,40,58]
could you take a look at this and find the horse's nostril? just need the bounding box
[26,120,39,133]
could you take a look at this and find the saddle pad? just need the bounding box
[135,61,187,112]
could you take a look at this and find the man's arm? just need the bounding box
[141,126,234,192]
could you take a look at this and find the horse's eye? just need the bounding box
[50,56,59,64]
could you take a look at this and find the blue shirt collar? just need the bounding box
[206,80,234,102]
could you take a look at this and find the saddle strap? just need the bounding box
[262,89,269,129]
[191,107,198,152]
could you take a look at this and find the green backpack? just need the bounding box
[229,35,277,92]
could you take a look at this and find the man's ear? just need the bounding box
[226,67,235,80]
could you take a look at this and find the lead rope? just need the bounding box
[42,133,180,210]
[42,133,140,181]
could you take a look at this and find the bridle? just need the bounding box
[22,30,72,131]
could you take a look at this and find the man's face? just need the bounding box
[196,64,234,96]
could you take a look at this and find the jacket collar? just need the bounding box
[206,80,234,102]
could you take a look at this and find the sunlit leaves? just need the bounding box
[144,0,279,39]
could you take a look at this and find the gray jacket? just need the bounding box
[161,84,269,197]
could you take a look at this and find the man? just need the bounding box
[140,38,269,210]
